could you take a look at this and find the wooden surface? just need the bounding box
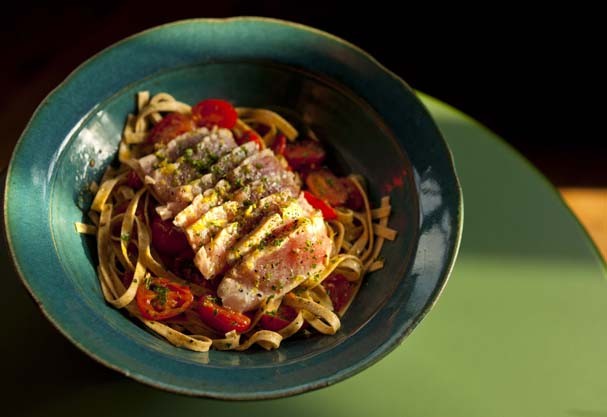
[559,188,607,262]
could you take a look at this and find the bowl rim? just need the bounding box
[4,16,463,400]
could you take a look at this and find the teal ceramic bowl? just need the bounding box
[4,18,462,399]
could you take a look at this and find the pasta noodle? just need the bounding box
[79,91,397,352]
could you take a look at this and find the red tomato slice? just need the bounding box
[197,297,251,334]
[191,99,238,129]
[259,305,297,331]
[147,112,195,145]
[150,215,190,256]
[271,133,287,155]
[283,140,326,170]
[305,169,348,207]
[136,278,194,321]
[303,191,337,220]
[237,130,263,150]
[322,274,355,313]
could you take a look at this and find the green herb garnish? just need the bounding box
[150,284,168,306]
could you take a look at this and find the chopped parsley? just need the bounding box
[211,164,222,175]
[150,283,169,306]
[208,152,219,164]
[191,159,210,173]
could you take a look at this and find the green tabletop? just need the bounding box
[3,94,606,416]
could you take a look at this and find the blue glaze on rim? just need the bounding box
[4,18,462,399]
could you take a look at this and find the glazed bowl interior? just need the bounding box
[5,18,462,399]
[53,61,418,365]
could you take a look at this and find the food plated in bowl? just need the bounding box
[86,92,397,352]
[4,18,462,398]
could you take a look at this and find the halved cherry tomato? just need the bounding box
[125,170,144,190]
[283,139,326,170]
[147,112,195,145]
[191,99,238,129]
[271,133,287,155]
[259,305,297,331]
[303,190,337,220]
[136,277,194,321]
[197,296,251,334]
[305,169,348,207]
[151,215,190,256]
[237,130,263,150]
[322,273,355,313]
[341,177,364,211]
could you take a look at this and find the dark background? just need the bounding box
[2,1,603,186]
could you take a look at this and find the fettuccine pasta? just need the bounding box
[80,92,396,352]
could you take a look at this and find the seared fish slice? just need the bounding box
[194,192,303,279]
[218,210,332,313]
